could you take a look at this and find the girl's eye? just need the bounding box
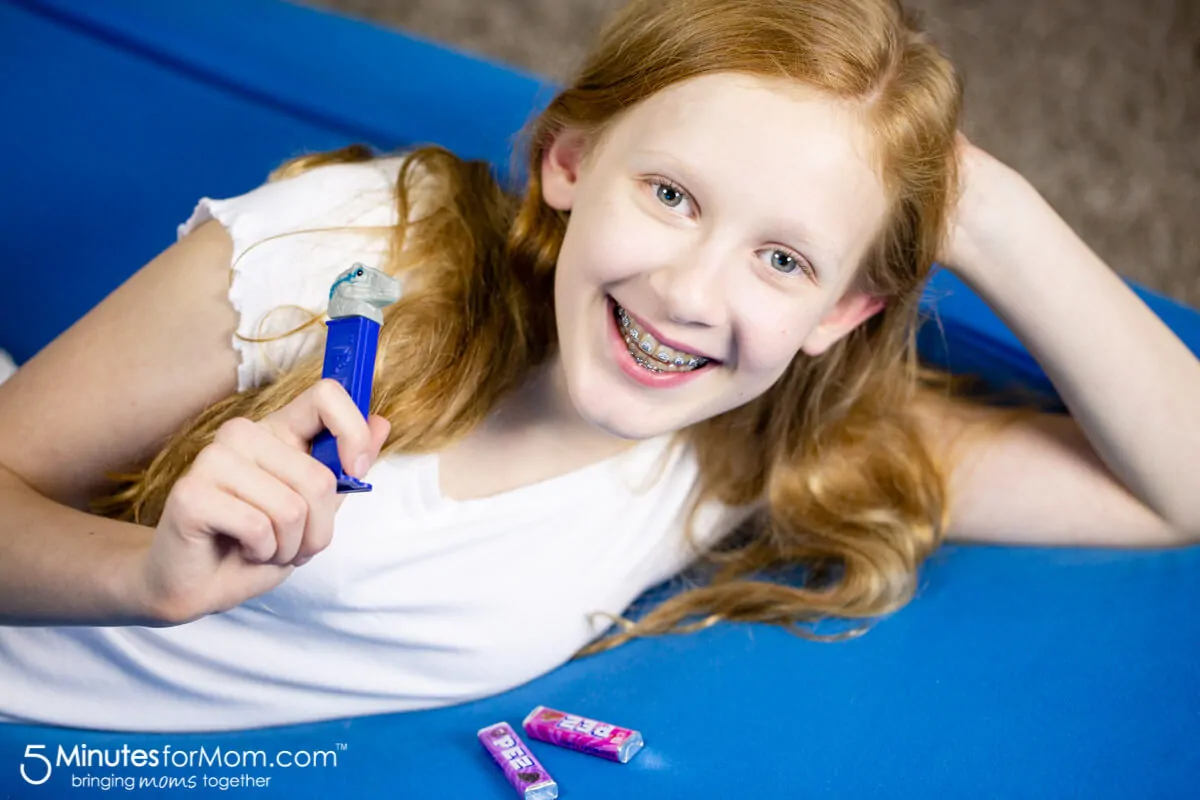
[762,249,817,282]
[651,179,689,211]
[656,184,683,207]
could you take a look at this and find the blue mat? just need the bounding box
[2,1,1199,797]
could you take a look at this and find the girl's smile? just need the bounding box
[606,295,719,389]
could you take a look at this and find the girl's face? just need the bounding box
[543,72,891,440]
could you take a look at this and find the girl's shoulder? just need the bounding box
[177,153,416,393]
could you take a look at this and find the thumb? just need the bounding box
[332,414,392,510]
[366,414,391,461]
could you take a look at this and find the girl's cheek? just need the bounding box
[728,302,814,374]
[595,221,678,284]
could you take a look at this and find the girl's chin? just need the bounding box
[575,388,703,441]
[591,413,671,441]
[563,352,710,440]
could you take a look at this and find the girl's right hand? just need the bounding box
[137,378,391,625]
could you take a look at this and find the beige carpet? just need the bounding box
[305,0,1199,307]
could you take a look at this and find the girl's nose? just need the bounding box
[648,246,729,328]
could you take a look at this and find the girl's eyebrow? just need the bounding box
[630,148,843,283]
[629,148,704,189]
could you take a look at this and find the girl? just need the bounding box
[0,0,1196,732]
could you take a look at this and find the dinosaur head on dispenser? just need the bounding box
[327,263,402,324]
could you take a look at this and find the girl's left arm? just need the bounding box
[924,137,1200,547]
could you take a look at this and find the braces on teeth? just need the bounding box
[614,303,709,373]
[633,354,666,373]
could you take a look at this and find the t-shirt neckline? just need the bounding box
[410,435,676,518]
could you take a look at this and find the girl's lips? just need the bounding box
[606,296,715,389]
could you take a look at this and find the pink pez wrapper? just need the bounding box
[522,705,645,763]
[477,722,559,800]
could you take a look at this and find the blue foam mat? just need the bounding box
[2,1,1199,797]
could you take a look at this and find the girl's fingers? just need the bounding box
[218,421,345,563]
[260,379,374,479]
[192,443,310,565]
[168,473,283,567]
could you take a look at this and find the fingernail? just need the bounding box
[354,454,370,478]
[294,556,312,567]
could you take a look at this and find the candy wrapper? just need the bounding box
[523,705,644,764]
[478,722,559,799]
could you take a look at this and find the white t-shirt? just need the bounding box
[0,156,739,732]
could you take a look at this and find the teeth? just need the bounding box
[613,302,710,373]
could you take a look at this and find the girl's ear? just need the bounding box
[541,128,593,212]
[800,290,887,356]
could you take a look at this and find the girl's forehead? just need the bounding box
[614,73,874,162]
